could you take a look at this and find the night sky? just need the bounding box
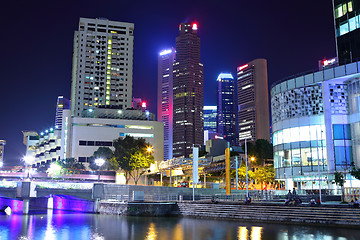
[1,0,335,165]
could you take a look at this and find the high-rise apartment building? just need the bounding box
[157,48,176,160]
[237,59,270,144]
[217,73,237,145]
[55,96,70,130]
[173,23,204,158]
[71,17,134,117]
[333,0,360,64]
[204,106,217,132]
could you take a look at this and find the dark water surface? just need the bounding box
[0,210,359,240]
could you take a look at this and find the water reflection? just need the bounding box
[0,212,359,240]
[238,226,263,240]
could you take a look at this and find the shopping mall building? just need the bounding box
[271,60,360,191]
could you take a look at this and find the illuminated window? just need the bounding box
[348,1,353,12]
[343,3,348,15]
[349,16,356,31]
[340,21,349,36]
[335,5,343,18]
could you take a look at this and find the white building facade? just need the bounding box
[271,61,360,190]
[61,109,164,164]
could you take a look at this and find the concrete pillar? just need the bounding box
[204,173,206,189]
[94,198,100,213]
[170,169,172,187]
[161,171,163,186]
[47,196,53,209]
[23,199,29,215]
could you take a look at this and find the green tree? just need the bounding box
[112,136,154,184]
[88,147,114,170]
[127,151,154,184]
[241,139,273,166]
[334,171,346,201]
[231,162,254,189]
[253,165,275,190]
[58,158,85,174]
[350,167,360,180]
[46,162,65,178]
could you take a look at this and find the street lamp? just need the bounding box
[95,158,105,182]
[145,146,153,186]
[23,155,35,180]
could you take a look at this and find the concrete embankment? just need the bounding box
[176,202,360,227]
[97,201,177,216]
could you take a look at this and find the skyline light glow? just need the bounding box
[0,0,335,164]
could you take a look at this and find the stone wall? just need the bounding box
[97,201,177,216]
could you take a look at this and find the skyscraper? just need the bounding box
[217,73,237,145]
[157,48,176,160]
[55,96,70,130]
[71,17,134,117]
[237,59,270,144]
[333,0,360,64]
[173,23,204,158]
[203,106,217,132]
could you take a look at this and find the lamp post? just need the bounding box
[23,155,35,180]
[95,158,105,182]
[146,146,153,186]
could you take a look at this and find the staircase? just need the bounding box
[177,202,360,227]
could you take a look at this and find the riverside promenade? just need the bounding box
[175,201,360,228]
[97,200,360,228]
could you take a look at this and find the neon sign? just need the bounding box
[237,64,249,72]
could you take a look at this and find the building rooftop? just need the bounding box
[81,108,155,121]
[271,60,360,95]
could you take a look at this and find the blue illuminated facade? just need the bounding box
[217,73,237,145]
[271,61,360,190]
[203,106,217,132]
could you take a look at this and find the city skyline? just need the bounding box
[1,0,335,164]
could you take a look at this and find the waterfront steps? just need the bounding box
[177,202,360,227]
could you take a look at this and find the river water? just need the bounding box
[0,210,359,240]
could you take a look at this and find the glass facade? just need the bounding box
[271,61,360,189]
[217,73,236,145]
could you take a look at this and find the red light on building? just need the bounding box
[237,64,249,72]
[141,102,147,108]
[192,23,198,30]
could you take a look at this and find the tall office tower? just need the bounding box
[217,73,237,145]
[203,106,217,132]
[333,0,360,64]
[0,140,5,166]
[55,96,70,130]
[71,17,134,117]
[157,48,176,160]
[173,23,204,158]
[237,59,270,144]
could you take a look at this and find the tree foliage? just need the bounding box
[334,171,346,202]
[112,136,154,184]
[231,162,254,189]
[57,158,85,174]
[253,165,275,184]
[350,167,360,181]
[334,171,345,187]
[241,139,273,166]
[127,151,154,184]
[46,162,65,178]
[88,147,114,170]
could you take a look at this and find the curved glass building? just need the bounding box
[271,61,360,190]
